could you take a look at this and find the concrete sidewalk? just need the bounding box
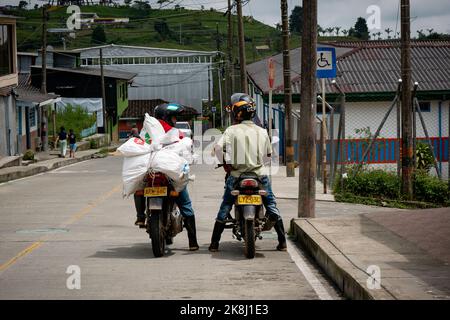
[291,208,450,300]
[271,166,335,202]
[0,146,118,184]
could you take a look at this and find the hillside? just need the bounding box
[12,5,283,64]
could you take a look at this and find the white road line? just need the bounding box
[287,239,334,300]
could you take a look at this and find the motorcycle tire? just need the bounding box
[149,211,165,257]
[244,219,256,259]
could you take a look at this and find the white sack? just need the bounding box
[117,137,152,157]
[149,150,190,191]
[140,113,165,145]
[122,153,151,197]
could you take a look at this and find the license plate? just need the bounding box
[237,195,262,205]
[144,187,167,197]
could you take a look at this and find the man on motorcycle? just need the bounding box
[133,102,199,251]
[208,93,287,252]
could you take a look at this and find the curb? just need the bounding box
[0,151,103,184]
[290,218,395,300]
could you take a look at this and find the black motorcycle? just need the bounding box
[143,172,183,257]
[224,172,276,259]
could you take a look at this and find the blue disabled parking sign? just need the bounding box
[316,47,336,79]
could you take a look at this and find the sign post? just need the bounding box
[316,47,336,194]
[211,106,216,128]
[268,58,275,140]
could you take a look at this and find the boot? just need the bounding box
[274,219,287,251]
[183,216,199,251]
[208,221,225,252]
[134,194,146,228]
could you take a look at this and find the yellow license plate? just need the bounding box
[237,195,262,205]
[144,187,167,197]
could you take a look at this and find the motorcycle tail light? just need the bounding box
[170,191,179,197]
[148,172,168,187]
[231,190,240,196]
[240,179,258,188]
[258,190,268,196]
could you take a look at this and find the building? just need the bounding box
[246,40,450,178]
[0,14,19,157]
[30,63,136,142]
[71,44,217,113]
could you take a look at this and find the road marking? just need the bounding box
[0,183,121,274]
[286,239,334,300]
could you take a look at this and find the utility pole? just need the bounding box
[281,0,295,177]
[100,48,107,136]
[298,0,317,218]
[41,5,48,94]
[236,0,248,93]
[400,0,414,199]
[227,0,234,125]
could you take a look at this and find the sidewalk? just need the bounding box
[271,166,335,202]
[291,208,450,300]
[0,145,119,184]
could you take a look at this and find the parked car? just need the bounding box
[175,121,192,138]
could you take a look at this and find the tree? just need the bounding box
[124,0,132,6]
[385,27,393,39]
[91,25,106,44]
[133,1,151,10]
[349,17,369,40]
[335,26,341,36]
[154,19,171,40]
[18,1,28,9]
[289,6,303,34]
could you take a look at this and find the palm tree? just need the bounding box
[377,31,382,40]
[335,26,341,36]
[318,25,324,37]
[341,29,348,37]
[417,29,425,39]
[427,28,434,35]
[326,27,334,36]
[385,28,393,39]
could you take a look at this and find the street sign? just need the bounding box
[316,47,336,79]
[211,106,216,113]
[268,58,275,89]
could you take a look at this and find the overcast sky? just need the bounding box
[4,0,450,36]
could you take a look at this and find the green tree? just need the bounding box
[349,17,369,40]
[91,25,106,44]
[289,6,303,34]
[18,1,28,9]
[154,19,171,40]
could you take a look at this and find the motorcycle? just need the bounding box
[143,171,184,257]
[223,172,275,259]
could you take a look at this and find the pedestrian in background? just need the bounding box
[68,129,77,158]
[55,126,67,158]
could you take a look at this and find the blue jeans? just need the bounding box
[216,175,281,222]
[175,187,195,218]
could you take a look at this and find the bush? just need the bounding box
[414,171,449,204]
[23,149,34,161]
[334,167,400,199]
[334,167,449,206]
[416,142,434,172]
[89,139,98,149]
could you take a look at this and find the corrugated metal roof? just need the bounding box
[72,44,217,58]
[121,99,199,119]
[249,40,450,95]
[31,66,137,81]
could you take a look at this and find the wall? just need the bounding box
[0,95,18,156]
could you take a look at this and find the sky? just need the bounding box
[3,0,450,36]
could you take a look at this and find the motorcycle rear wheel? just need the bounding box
[244,219,256,259]
[149,211,165,257]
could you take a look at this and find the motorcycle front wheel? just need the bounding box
[149,211,165,257]
[244,219,256,259]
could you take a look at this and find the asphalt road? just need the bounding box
[0,155,342,300]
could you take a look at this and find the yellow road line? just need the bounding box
[0,183,121,273]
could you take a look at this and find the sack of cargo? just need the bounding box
[122,153,151,197]
[148,149,190,191]
[140,113,165,145]
[117,137,152,157]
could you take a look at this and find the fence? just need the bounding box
[80,122,97,138]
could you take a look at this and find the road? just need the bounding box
[0,154,343,300]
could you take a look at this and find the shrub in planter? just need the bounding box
[23,149,35,161]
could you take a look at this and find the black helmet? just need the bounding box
[230,93,256,121]
[154,103,185,127]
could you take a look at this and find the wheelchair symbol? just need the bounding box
[317,52,331,68]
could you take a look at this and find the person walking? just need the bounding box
[55,126,68,158]
[68,129,77,158]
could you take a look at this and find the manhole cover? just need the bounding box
[16,228,69,234]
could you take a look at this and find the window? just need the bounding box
[29,107,36,127]
[0,24,13,76]
[417,102,431,112]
